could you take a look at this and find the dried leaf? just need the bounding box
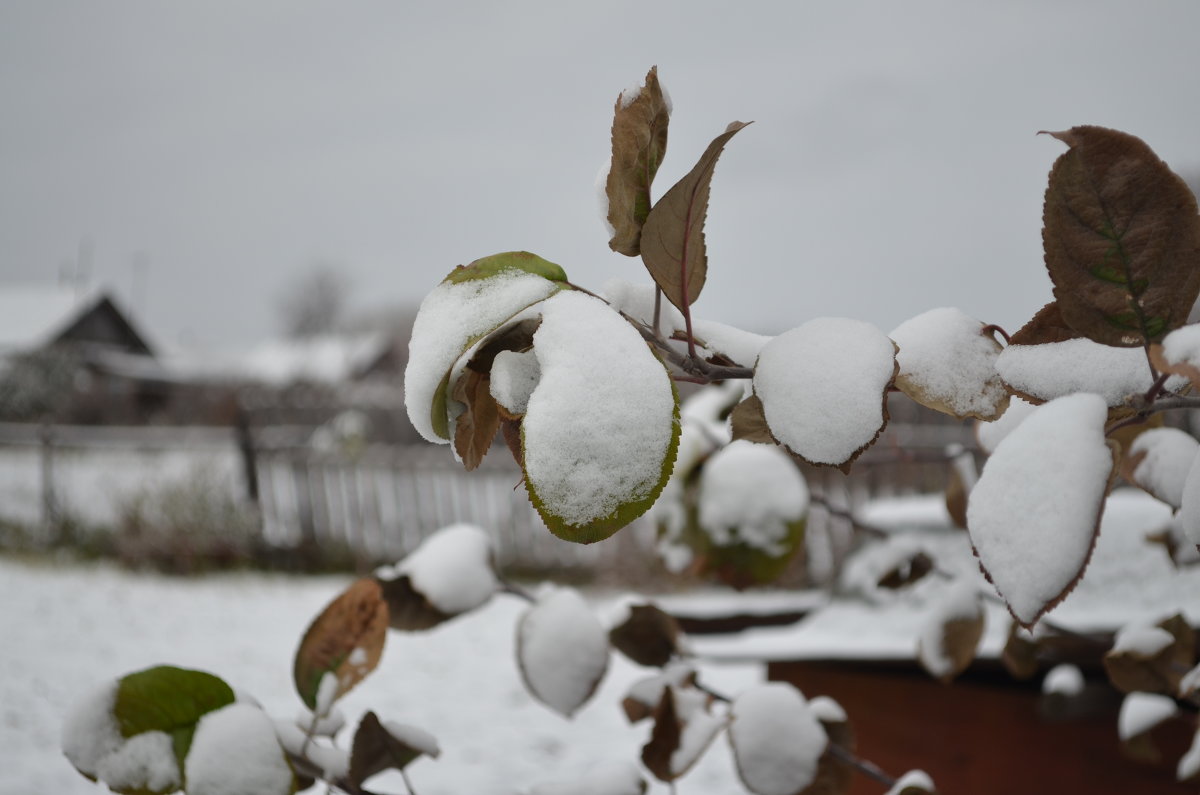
[876,551,934,590]
[917,587,986,684]
[349,711,439,787]
[293,578,388,711]
[640,121,751,313]
[640,688,683,783]
[374,574,452,631]
[609,603,681,668]
[606,66,671,256]
[1009,301,1081,346]
[1001,621,1040,681]
[500,417,524,468]
[1104,613,1196,694]
[1041,126,1200,347]
[944,468,969,530]
[642,687,725,783]
[730,394,776,445]
[452,370,501,471]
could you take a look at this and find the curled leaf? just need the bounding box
[1104,614,1195,694]
[293,578,388,711]
[606,66,671,256]
[609,603,682,668]
[642,686,726,782]
[1041,126,1200,347]
[729,394,776,445]
[916,580,985,683]
[640,121,751,313]
[452,370,501,470]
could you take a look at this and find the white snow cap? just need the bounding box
[522,291,676,528]
[1180,728,1200,783]
[404,267,562,442]
[1110,621,1175,657]
[807,695,847,723]
[383,720,441,759]
[186,703,293,795]
[975,396,1037,454]
[1117,692,1179,741]
[699,440,809,556]
[95,731,180,794]
[1127,428,1198,509]
[996,338,1179,406]
[729,683,827,795]
[490,348,541,416]
[692,318,772,367]
[966,393,1113,626]
[890,306,1006,419]
[517,586,610,717]
[669,687,727,777]
[601,278,686,332]
[1160,323,1200,371]
[916,579,983,679]
[1042,664,1085,697]
[884,770,936,794]
[754,317,895,466]
[395,523,498,616]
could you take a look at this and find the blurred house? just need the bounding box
[0,285,172,423]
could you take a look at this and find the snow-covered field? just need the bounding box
[0,558,760,795]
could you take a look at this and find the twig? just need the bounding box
[808,495,888,539]
[401,768,420,795]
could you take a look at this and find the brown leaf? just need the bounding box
[500,417,524,468]
[944,468,969,530]
[1041,126,1200,347]
[641,688,682,783]
[375,573,452,631]
[452,370,501,471]
[1104,613,1196,694]
[729,394,776,445]
[293,578,389,711]
[640,121,751,313]
[876,552,934,590]
[606,66,671,256]
[466,317,541,375]
[609,604,682,668]
[937,614,985,684]
[1001,621,1040,681]
[1009,301,1082,346]
[349,711,439,787]
[808,712,855,795]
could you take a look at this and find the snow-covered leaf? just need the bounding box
[1041,126,1200,347]
[1118,692,1179,742]
[916,580,985,683]
[608,602,682,668]
[521,292,679,543]
[890,307,1008,420]
[293,578,388,712]
[640,121,750,313]
[387,524,498,619]
[1104,614,1195,694]
[1042,664,1085,697]
[1121,427,1199,509]
[642,686,727,782]
[974,396,1037,454]
[1152,323,1200,391]
[349,711,439,787]
[966,393,1116,627]
[996,337,1178,407]
[621,663,696,724]
[754,317,897,470]
[728,683,827,795]
[185,703,293,795]
[605,66,671,256]
[516,587,610,717]
[404,251,568,442]
[1001,622,1040,681]
[490,348,540,417]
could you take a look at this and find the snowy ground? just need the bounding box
[0,557,760,795]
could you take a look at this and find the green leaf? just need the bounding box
[113,666,236,774]
[1041,126,1200,347]
[640,121,751,313]
[442,250,567,285]
[605,66,671,256]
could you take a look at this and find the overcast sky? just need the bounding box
[2,1,1199,351]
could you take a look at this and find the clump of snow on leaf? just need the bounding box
[391,523,498,616]
[884,770,936,795]
[522,291,677,534]
[490,348,540,416]
[890,307,1007,420]
[975,396,1037,454]
[966,393,1114,627]
[916,578,984,680]
[1111,621,1175,656]
[1160,323,1200,371]
[1180,729,1200,783]
[96,731,180,794]
[699,440,809,557]
[1127,428,1198,509]
[516,586,610,717]
[665,687,727,779]
[61,679,124,780]
[754,317,896,466]
[384,720,441,759]
[186,703,292,795]
[692,318,771,368]
[1117,692,1179,741]
[602,279,686,332]
[404,268,562,442]
[728,683,827,795]
[996,338,1183,406]
[1042,664,1085,697]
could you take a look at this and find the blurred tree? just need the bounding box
[277,263,349,338]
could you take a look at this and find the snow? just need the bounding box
[404,267,563,442]
[11,560,761,795]
[698,440,809,557]
[728,683,826,795]
[274,718,349,780]
[806,695,846,723]
[1180,729,1200,783]
[889,307,1007,419]
[185,702,293,795]
[314,672,339,717]
[669,688,727,778]
[841,535,935,602]
[516,587,611,717]
[1110,622,1174,657]
[1179,448,1200,547]
[95,731,180,794]
[1180,663,1200,698]
[995,338,1179,406]
[1116,692,1179,741]
[691,319,771,368]
[602,279,686,333]
[1160,323,1200,373]
[0,284,101,352]
[1127,428,1198,509]
[915,579,983,679]
[383,720,441,758]
[974,396,1037,454]
[60,678,123,780]
[1041,664,1084,697]
[490,348,541,416]
[623,663,696,717]
[522,292,676,530]
[966,393,1113,626]
[754,317,896,466]
[392,523,498,616]
[884,770,935,794]
[528,759,645,795]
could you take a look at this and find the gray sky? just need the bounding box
[2,1,1199,351]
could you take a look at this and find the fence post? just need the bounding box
[39,422,57,545]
